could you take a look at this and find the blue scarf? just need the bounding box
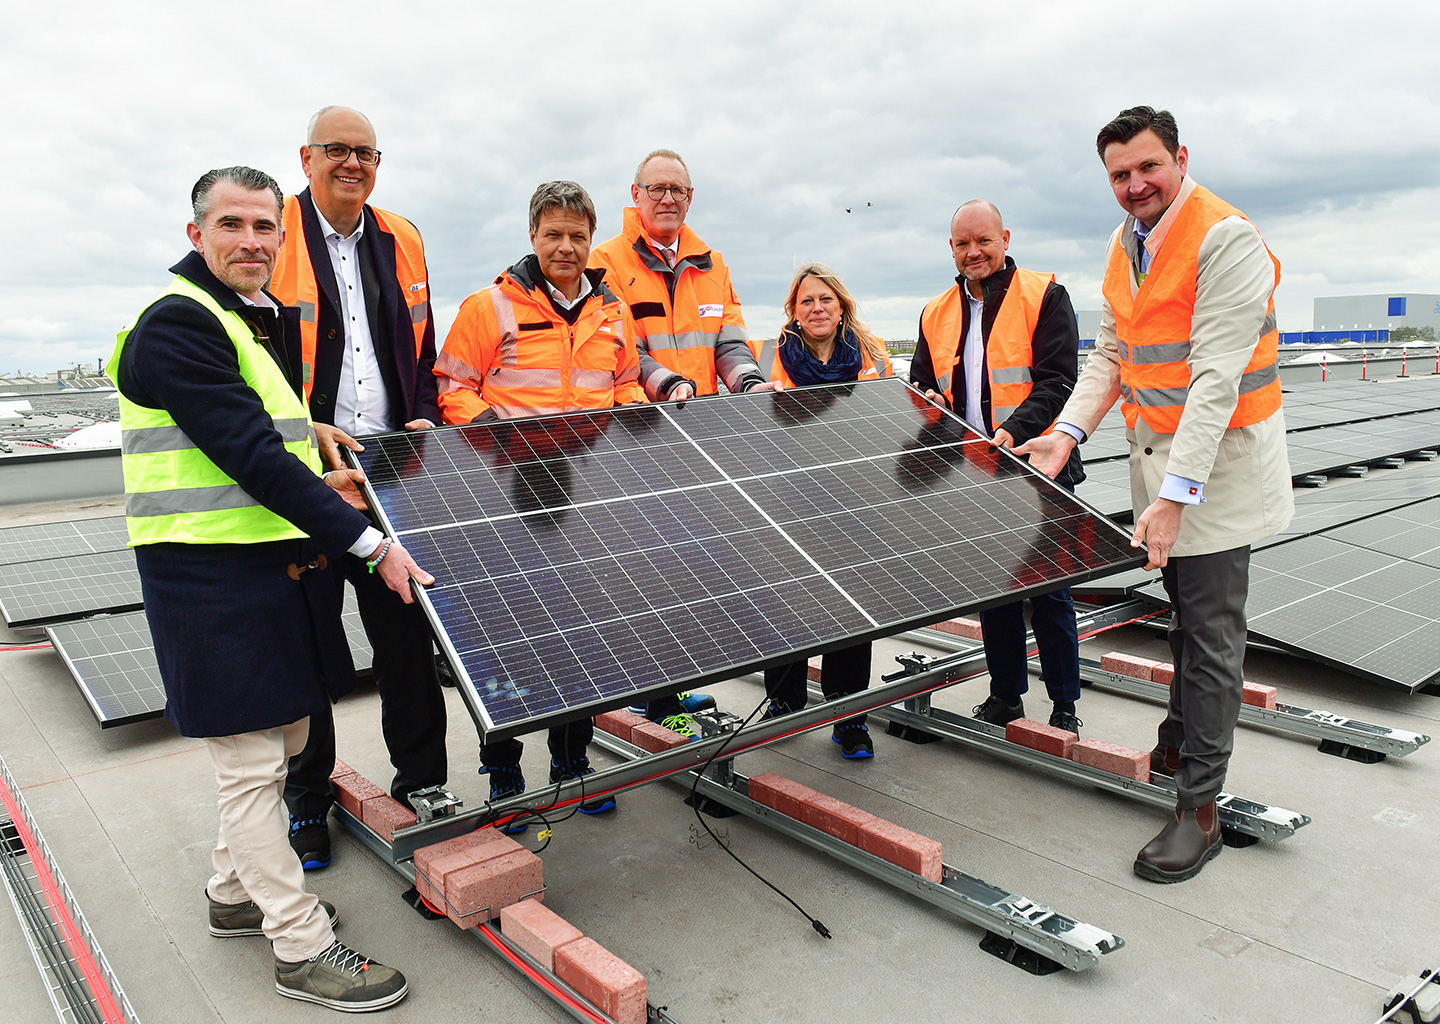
[777,323,865,386]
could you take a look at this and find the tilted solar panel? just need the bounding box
[0,548,142,629]
[0,516,129,566]
[354,378,1143,741]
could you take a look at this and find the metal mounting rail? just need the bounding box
[1078,662,1430,758]
[899,605,1429,759]
[333,804,684,1024]
[682,764,1123,973]
[0,752,139,1024]
[873,688,1309,842]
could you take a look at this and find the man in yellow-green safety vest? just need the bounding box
[109,165,430,1012]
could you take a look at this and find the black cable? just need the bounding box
[688,694,832,940]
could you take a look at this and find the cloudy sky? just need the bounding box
[3,1,1437,374]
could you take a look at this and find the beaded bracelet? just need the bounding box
[365,538,393,574]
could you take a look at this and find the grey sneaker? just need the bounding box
[208,891,337,937]
[275,939,408,1012]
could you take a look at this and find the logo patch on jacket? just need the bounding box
[698,303,723,318]
[410,281,427,292]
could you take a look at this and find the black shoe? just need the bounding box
[275,939,408,1011]
[832,721,873,759]
[479,764,528,834]
[288,816,331,871]
[209,890,337,937]
[1048,709,1083,736]
[549,756,616,815]
[971,695,1025,726]
[760,700,796,722]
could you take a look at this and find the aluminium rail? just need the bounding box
[896,600,1429,759]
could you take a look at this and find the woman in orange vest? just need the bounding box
[759,264,891,758]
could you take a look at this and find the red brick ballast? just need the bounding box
[330,763,418,843]
[1100,651,1281,709]
[748,772,943,881]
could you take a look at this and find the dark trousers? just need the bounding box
[979,586,1081,705]
[764,642,872,726]
[1158,545,1250,810]
[480,720,594,770]
[285,553,448,819]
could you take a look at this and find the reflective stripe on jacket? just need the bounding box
[919,268,1054,431]
[434,260,644,422]
[270,194,430,404]
[589,207,754,399]
[756,331,893,387]
[1103,185,1282,433]
[107,275,322,545]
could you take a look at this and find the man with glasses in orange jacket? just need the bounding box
[590,148,782,738]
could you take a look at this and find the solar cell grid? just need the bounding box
[0,516,129,566]
[358,378,1142,739]
[0,548,142,629]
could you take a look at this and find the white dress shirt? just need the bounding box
[960,284,987,433]
[543,273,593,311]
[312,202,391,437]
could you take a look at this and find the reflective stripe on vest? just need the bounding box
[1103,185,1282,433]
[107,275,322,545]
[270,195,430,404]
[919,269,1053,433]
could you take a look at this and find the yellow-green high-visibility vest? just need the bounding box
[107,274,322,546]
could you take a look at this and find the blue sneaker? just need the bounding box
[832,722,874,759]
[629,691,716,715]
[288,816,331,870]
[479,764,528,834]
[549,756,616,815]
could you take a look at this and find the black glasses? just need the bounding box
[309,143,381,166]
[641,184,691,201]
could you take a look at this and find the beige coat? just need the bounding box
[1062,177,1293,557]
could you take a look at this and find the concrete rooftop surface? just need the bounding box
[0,494,1437,1024]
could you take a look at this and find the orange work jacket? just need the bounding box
[434,260,644,422]
[919,268,1054,433]
[756,330,893,387]
[1103,185,1282,433]
[589,208,755,399]
[270,194,430,405]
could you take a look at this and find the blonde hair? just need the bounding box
[780,263,887,364]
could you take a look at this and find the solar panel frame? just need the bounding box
[354,378,1144,741]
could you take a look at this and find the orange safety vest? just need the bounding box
[756,330,893,387]
[270,194,430,404]
[589,208,755,397]
[1102,185,1282,433]
[434,264,643,422]
[919,268,1054,432]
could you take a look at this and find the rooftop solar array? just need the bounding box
[354,378,1143,741]
[45,599,375,727]
[0,549,142,630]
[1138,496,1440,691]
[0,516,128,566]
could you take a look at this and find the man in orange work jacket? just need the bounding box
[1017,107,1292,884]
[268,106,447,873]
[911,199,1086,743]
[589,148,781,736]
[435,180,641,814]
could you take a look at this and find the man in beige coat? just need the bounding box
[1017,106,1293,883]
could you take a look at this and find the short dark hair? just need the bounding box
[1095,106,1180,160]
[528,180,596,234]
[191,166,284,223]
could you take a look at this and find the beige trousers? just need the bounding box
[203,718,334,961]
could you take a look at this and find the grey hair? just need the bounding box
[306,105,375,144]
[528,180,596,234]
[633,148,690,185]
[191,167,284,224]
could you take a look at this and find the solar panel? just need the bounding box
[45,597,376,727]
[354,378,1143,741]
[1137,500,1440,691]
[0,516,129,566]
[0,549,142,629]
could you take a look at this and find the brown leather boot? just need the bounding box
[1134,801,1222,883]
[1149,745,1181,780]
